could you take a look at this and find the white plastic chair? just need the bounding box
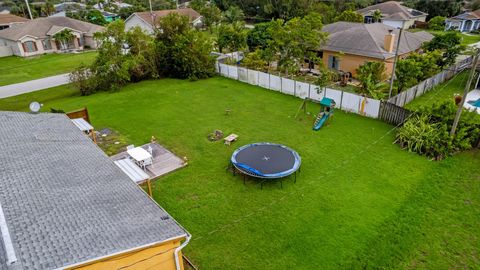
[147,146,153,156]
[142,157,153,169]
[126,144,135,150]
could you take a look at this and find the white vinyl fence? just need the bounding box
[388,56,473,107]
[218,63,381,119]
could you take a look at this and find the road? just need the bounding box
[0,73,70,99]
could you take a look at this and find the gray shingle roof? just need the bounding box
[357,1,427,20]
[0,17,103,41]
[0,111,188,270]
[321,22,433,59]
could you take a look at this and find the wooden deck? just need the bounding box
[111,143,186,179]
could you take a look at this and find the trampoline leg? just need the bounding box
[280,179,283,189]
[294,172,297,183]
[243,174,246,185]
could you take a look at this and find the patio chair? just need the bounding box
[143,157,153,168]
[147,146,153,156]
[126,144,135,150]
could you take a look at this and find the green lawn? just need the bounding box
[405,71,468,110]
[1,78,479,269]
[0,51,97,86]
[409,29,480,46]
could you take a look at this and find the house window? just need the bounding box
[22,41,37,53]
[328,55,340,70]
[78,36,85,47]
[42,39,52,50]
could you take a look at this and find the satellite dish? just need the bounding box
[29,101,42,113]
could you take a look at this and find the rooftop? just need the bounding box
[357,1,427,20]
[0,111,188,270]
[321,22,433,59]
[0,17,103,41]
[449,9,480,20]
[131,8,201,27]
[0,14,28,26]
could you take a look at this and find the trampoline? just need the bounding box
[230,143,301,187]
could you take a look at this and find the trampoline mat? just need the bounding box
[234,144,296,174]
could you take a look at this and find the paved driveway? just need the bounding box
[0,73,70,99]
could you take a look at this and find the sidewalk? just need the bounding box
[0,73,70,99]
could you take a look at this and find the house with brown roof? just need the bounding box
[125,8,202,34]
[0,16,103,57]
[314,22,433,76]
[445,9,480,32]
[0,14,28,30]
[357,1,428,29]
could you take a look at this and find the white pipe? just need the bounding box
[0,202,17,265]
[174,233,191,270]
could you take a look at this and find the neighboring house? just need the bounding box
[445,9,480,32]
[317,22,433,76]
[125,8,202,33]
[357,1,428,29]
[0,17,103,57]
[101,10,120,22]
[0,111,190,270]
[0,13,28,30]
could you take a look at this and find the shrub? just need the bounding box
[69,65,98,96]
[428,16,446,30]
[396,101,480,159]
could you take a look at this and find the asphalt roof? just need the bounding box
[132,8,201,27]
[0,14,28,25]
[0,17,103,41]
[0,111,188,270]
[321,22,433,59]
[357,1,427,20]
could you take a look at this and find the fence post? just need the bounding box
[308,84,311,99]
[257,70,259,85]
[293,76,297,97]
[280,72,283,93]
[340,90,344,109]
[268,72,271,90]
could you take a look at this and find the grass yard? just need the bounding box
[1,77,479,269]
[405,71,468,110]
[409,29,480,46]
[0,51,97,86]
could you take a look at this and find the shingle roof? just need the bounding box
[0,17,103,41]
[357,1,427,20]
[0,111,188,270]
[133,8,201,27]
[322,22,433,59]
[450,9,480,20]
[0,14,28,26]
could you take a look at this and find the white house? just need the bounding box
[0,17,103,57]
[357,1,428,29]
[445,10,480,32]
[125,8,202,34]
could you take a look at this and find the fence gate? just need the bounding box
[378,101,412,126]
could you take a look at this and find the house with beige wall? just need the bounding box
[0,17,103,57]
[0,111,190,270]
[317,22,433,77]
[125,8,203,34]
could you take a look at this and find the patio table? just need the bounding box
[127,147,152,169]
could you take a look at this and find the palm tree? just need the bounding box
[53,29,75,51]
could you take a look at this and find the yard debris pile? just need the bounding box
[208,130,224,141]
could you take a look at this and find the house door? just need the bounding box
[328,55,339,70]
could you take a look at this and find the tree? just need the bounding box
[415,0,462,20]
[395,58,423,93]
[406,50,442,79]
[372,9,382,22]
[40,0,55,16]
[53,29,75,50]
[246,21,273,50]
[356,61,386,92]
[155,13,215,80]
[335,10,363,23]
[193,1,223,31]
[423,32,465,67]
[223,5,244,23]
[216,22,247,53]
[428,16,446,30]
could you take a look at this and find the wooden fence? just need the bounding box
[378,101,413,126]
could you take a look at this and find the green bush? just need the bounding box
[396,101,480,159]
[428,16,446,31]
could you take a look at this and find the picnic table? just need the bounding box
[224,134,238,145]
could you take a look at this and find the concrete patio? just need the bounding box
[111,142,187,179]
